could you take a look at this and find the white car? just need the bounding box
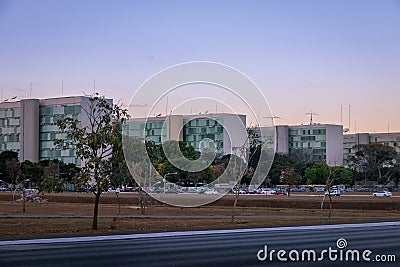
[204,189,218,195]
[372,191,392,197]
[257,188,276,195]
[324,189,341,196]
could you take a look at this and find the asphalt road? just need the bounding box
[1,222,399,267]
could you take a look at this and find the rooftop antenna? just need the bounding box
[165,96,168,116]
[263,114,282,125]
[348,105,351,133]
[305,111,319,125]
[29,83,32,99]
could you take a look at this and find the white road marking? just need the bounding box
[1,221,400,246]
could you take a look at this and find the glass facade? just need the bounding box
[124,120,166,144]
[183,118,224,156]
[288,127,327,161]
[124,117,225,156]
[39,104,81,165]
[0,107,21,153]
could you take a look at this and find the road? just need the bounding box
[1,222,399,266]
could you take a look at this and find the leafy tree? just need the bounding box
[330,166,353,186]
[281,167,300,196]
[38,161,66,193]
[21,160,43,187]
[304,162,330,185]
[0,151,19,186]
[56,93,129,230]
[351,143,396,183]
[4,158,21,187]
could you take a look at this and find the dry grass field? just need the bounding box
[0,192,399,238]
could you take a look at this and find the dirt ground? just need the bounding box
[0,192,399,239]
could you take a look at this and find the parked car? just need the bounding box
[372,190,392,197]
[204,189,218,195]
[273,190,288,196]
[231,188,246,194]
[256,188,276,195]
[0,186,8,191]
[324,189,341,196]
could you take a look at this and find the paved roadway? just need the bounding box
[1,222,399,267]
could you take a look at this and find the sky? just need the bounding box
[0,0,399,132]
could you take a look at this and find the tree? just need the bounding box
[330,166,353,186]
[39,161,66,193]
[351,143,396,184]
[21,160,43,187]
[56,93,129,230]
[281,167,300,196]
[4,158,21,187]
[0,151,19,187]
[304,162,330,185]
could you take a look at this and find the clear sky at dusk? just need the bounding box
[0,0,399,132]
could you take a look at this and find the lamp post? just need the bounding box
[163,172,177,194]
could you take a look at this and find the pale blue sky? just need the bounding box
[0,0,399,132]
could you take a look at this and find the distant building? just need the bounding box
[285,124,343,166]
[248,123,343,166]
[250,123,343,166]
[0,96,111,166]
[124,113,247,157]
[344,132,400,164]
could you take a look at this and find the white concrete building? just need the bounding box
[0,96,111,166]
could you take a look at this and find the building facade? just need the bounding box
[344,132,400,164]
[270,124,343,166]
[0,96,106,166]
[124,113,247,157]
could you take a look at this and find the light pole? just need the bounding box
[163,172,177,194]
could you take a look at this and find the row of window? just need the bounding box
[289,129,327,135]
[39,105,81,116]
[289,141,326,148]
[0,108,21,118]
[184,119,220,127]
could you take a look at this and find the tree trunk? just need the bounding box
[92,190,101,230]
[110,192,121,229]
[328,195,332,218]
[378,167,382,183]
[231,183,240,223]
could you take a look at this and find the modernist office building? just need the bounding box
[343,132,400,164]
[0,96,101,166]
[238,123,344,166]
[124,113,248,157]
[251,123,343,166]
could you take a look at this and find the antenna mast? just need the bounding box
[348,105,351,133]
[305,111,319,125]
